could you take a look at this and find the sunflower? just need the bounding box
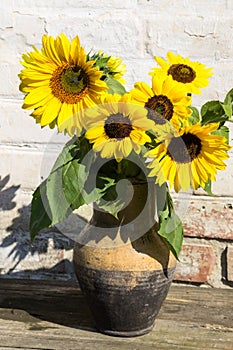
[106,55,127,84]
[85,94,154,162]
[91,51,127,84]
[19,33,108,135]
[150,52,213,94]
[130,75,192,129]
[145,123,231,192]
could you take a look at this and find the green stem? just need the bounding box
[117,161,122,175]
[166,185,174,212]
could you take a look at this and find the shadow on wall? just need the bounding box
[0,175,84,280]
[0,175,20,212]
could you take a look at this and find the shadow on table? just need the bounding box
[1,202,75,277]
[0,174,88,280]
[0,274,97,332]
[0,258,76,280]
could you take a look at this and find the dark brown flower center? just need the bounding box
[145,95,174,124]
[167,64,196,84]
[104,113,133,139]
[167,132,202,163]
[50,64,89,103]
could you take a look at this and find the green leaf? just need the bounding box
[120,158,145,179]
[95,56,111,70]
[45,164,75,225]
[96,187,123,218]
[203,179,214,196]
[158,210,183,260]
[221,103,233,119]
[220,88,233,120]
[157,187,183,260]
[211,125,229,143]
[156,182,167,213]
[30,139,79,239]
[105,76,126,95]
[50,137,78,172]
[29,136,104,240]
[96,176,116,191]
[224,88,233,106]
[46,138,99,223]
[29,183,52,242]
[189,106,200,125]
[201,100,228,126]
[96,178,130,218]
[96,200,122,219]
[43,139,83,223]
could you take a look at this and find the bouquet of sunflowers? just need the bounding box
[19,34,232,258]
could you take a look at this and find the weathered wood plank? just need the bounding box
[161,287,233,328]
[0,279,232,328]
[0,279,232,349]
[0,315,232,350]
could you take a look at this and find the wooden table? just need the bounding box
[0,279,232,349]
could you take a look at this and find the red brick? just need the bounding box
[227,246,233,282]
[182,200,233,240]
[174,244,215,283]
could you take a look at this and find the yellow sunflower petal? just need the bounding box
[146,122,230,192]
[100,141,115,158]
[23,93,54,110]
[57,103,71,131]
[122,137,133,157]
[85,126,105,140]
[132,82,154,103]
[154,55,169,69]
[151,52,213,94]
[130,129,151,144]
[178,163,191,191]
[23,86,52,105]
[59,33,71,62]
[40,98,61,126]
[19,33,108,134]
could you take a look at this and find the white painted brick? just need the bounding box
[0,185,90,278]
[0,147,59,190]
[146,15,233,60]
[0,64,21,96]
[45,14,144,58]
[184,17,233,58]
[0,0,13,29]
[124,58,155,89]
[0,187,31,233]
[138,0,228,14]
[0,183,91,233]
[0,99,69,145]
[211,155,233,196]
[0,13,45,60]
[0,0,233,281]
[226,0,233,10]
[0,35,22,65]
[13,12,46,46]
[0,232,65,276]
[13,0,136,13]
[185,0,228,13]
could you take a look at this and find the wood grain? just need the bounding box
[0,279,232,349]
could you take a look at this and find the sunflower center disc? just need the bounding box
[167,132,202,163]
[61,66,89,94]
[145,95,174,124]
[168,64,196,83]
[50,64,90,103]
[104,113,133,139]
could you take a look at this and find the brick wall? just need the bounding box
[0,0,233,287]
